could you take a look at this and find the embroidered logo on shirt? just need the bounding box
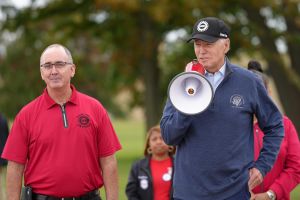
[77,114,91,127]
[230,94,244,108]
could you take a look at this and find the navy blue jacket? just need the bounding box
[160,59,284,200]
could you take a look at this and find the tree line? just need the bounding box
[0,0,300,133]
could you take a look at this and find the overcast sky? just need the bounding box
[10,0,46,9]
[11,0,30,9]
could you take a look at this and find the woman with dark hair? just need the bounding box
[248,60,300,200]
[126,125,175,200]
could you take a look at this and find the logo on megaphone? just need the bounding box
[168,71,214,115]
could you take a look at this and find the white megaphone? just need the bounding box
[168,61,214,115]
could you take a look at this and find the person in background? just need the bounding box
[248,60,300,200]
[126,125,175,200]
[1,44,122,200]
[248,60,263,73]
[160,17,284,200]
[0,113,9,200]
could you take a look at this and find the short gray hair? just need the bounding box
[40,44,73,65]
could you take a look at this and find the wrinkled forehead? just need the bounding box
[40,46,69,64]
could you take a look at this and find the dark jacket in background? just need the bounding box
[126,156,174,200]
[0,113,9,166]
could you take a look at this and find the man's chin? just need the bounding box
[48,82,63,89]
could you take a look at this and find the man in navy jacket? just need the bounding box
[160,17,284,200]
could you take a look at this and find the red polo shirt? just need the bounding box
[2,85,121,197]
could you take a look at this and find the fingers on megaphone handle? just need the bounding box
[185,61,194,72]
[185,59,205,75]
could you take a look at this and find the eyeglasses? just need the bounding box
[40,61,73,71]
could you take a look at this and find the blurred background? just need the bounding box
[0,0,300,199]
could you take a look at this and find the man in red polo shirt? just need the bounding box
[2,44,122,200]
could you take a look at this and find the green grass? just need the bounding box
[100,119,146,200]
[114,119,145,199]
[292,186,300,200]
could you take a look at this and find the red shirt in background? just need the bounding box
[150,157,172,200]
[253,116,300,200]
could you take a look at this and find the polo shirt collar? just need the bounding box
[44,84,78,109]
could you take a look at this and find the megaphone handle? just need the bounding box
[191,60,205,75]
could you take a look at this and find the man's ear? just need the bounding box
[40,69,45,80]
[224,39,230,54]
[71,64,76,78]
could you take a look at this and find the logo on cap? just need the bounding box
[197,21,209,32]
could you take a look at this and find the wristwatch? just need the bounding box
[266,190,276,200]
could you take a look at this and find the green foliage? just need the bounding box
[1,0,300,132]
